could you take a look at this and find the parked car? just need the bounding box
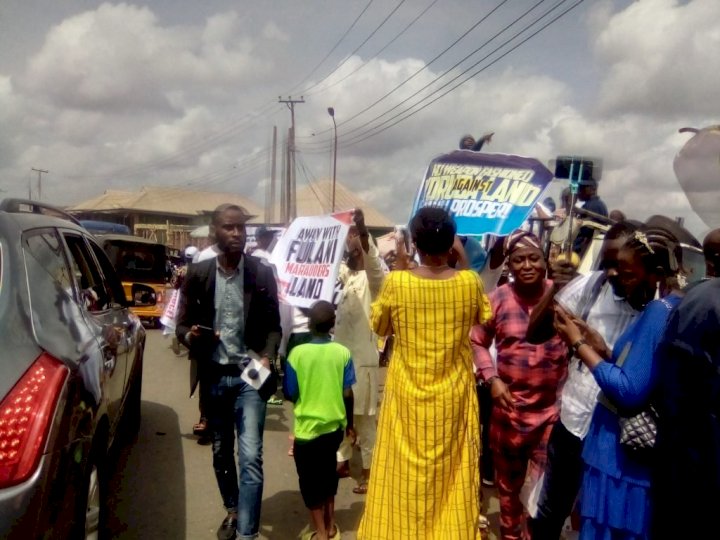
[0,199,145,539]
[95,234,169,327]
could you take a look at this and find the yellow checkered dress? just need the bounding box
[357,269,492,539]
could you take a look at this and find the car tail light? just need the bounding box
[0,353,68,488]
[157,289,164,307]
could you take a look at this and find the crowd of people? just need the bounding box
[164,198,720,540]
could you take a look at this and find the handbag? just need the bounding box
[598,298,676,451]
[597,342,658,451]
[618,404,658,450]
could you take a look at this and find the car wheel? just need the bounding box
[84,463,102,540]
[75,442,108,540]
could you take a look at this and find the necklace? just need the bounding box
[418,263,450,269]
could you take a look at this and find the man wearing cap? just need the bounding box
[471,230,567,540]
[177,203,281,540]
[573,178,608,255]
[251,226,276,262]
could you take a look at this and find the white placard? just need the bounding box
[270,211,353,308]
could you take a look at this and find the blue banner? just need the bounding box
[411,151,554,236]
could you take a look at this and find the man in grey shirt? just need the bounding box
[177,204,280,540]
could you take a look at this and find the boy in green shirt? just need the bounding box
[283,300,356,540]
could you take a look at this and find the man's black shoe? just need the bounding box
[217,515,237,540]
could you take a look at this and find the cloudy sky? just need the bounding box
[0,0,717,236]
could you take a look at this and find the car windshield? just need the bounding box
[103,239,167,283]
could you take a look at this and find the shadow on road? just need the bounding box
[258,490,364,540]
[106,401,186,539]
[264,403,290,432]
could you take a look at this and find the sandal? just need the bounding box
[352,483,368,494]
[478,514,489,530]
[192,417,208,436]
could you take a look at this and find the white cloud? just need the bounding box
[0,0,716,239]
[594,0,720,118]
[20,3,270,113]
[262,21,289,42]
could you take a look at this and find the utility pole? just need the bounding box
[328,107,338,212]
[267,126,278,224]
[31,168,49,200]
[278,96,304,223]
[279,131,288,223]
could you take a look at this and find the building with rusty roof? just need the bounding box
[68,187,263,248]
[69,181,394,249]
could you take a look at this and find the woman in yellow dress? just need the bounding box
[357,207,492,539]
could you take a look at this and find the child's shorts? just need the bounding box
[293,428,344,508]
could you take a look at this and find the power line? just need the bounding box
[296,153,328,211]
[296,0,543,154]
[331,0,551,146]
[305,0,440,98]
[298,0,408,97]
[296,0,574,152]
[297,0,512,142]
[340,0,586,148]
[288,0,375,94]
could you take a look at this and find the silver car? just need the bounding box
[0,199,145,539]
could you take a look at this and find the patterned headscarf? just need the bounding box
[503,229,542,258]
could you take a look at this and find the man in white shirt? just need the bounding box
[250,226,276,262]
[334,208,386,494]
[194,243,220,263]
[527,221,639,539]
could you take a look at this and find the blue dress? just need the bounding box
[579,295,682,540]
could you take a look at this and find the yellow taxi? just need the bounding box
[96,234,170,326]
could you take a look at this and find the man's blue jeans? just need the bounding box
[208,373,267,539]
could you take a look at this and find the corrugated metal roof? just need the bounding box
[69,187,263,221]
[293,179,394,228]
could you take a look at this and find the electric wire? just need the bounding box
[330,0,551,145]
[341,0,586,148]
[296,0,576,154]
[297,0,511,141]
[298,0,407,97]
[305,0,440,97]
[296,153,329,210]
[288,0,375,94]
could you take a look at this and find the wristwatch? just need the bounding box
[571,339,587,356]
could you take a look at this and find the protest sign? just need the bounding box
[411,151,554,236]
[270,211,352,308]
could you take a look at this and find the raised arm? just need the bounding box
[354,208,385,298]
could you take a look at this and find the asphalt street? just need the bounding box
[104,329,502,539]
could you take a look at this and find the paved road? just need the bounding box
[104,329,502,539]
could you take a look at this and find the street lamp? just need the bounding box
[328,107,337,212]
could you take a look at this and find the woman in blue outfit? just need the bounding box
[553,227,685,540]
